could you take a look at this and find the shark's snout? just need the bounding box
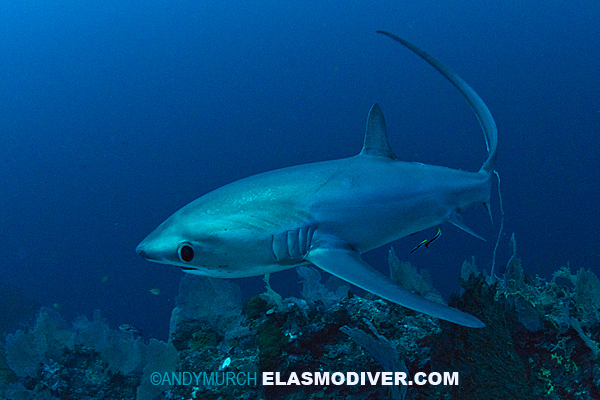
[136,241,159,261]
[136,247,150,260]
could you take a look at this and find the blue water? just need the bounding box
[1,0,598,340]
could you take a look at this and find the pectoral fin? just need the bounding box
[307,246,485,328]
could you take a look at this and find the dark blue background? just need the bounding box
[1,0,598,340]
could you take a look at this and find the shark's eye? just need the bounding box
[178,243,195,262]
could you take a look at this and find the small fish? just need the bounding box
[411,227,441,253]
[101,275,109,283]
[149,288,161,295]
[119,324,141,335]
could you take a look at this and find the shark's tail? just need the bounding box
[376,31,498,176]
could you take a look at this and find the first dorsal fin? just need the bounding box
[359,103,397,159]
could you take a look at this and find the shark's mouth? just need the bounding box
[137,248,158,261]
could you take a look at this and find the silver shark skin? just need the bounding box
[137,31,498,328]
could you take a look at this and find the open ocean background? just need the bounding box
[1,0,598,340]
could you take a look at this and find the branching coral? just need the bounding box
[553,265,600,327]
[169,274,249,342]
[297,266,348,308]
[341,319,407,400]
[388,247,443,303]
[5,307,74,378]
[259,273,287,313]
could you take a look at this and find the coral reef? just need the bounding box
[2,307,173,400]
[2,243,600,399]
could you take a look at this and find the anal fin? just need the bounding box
[446,211,486,241]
